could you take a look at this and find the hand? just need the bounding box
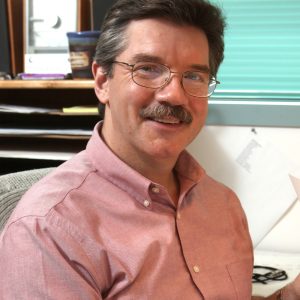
[253,274,300,300]
[282,273,300,299]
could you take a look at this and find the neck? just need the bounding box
[100,122,181,206]
[133,157,180,206]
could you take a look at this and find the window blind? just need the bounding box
[210,0,300,101]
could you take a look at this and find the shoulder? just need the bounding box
[192,173,250,231]
[4,151,98,230]
[196,172,239,204]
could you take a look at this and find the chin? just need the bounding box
[146,143,184,161]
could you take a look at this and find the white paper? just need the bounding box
[289,169,300,200]
[0,149,74,161]
[0,104,98,115]
[256,169,300,252]
[0,128,92,137]
[0,104,60,114]
[235,133,296,246]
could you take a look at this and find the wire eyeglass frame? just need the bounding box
[112,60,220,98]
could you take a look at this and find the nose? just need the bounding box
[156,72,189,106]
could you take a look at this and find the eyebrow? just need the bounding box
[131,53,211,73]
[189,64,210,74]
[131,54,165,64]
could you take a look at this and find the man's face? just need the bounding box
[93,18,210,166]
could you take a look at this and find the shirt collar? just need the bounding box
[86,122,206,207]
[175,150,206,185]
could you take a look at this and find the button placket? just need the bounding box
[193,265,200,273]
[151,186,160,194]
[143,199,151,207]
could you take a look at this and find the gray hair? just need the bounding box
[94,0,225,78]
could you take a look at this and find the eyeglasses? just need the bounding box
[252,265,288,284]
[112,61,220,98]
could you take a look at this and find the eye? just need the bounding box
[184,71,208,83]
[133,63,164,79]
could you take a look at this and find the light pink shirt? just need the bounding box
[0,122,253,299]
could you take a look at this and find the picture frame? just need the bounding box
[4,0,91,75]
[6,0,23,75]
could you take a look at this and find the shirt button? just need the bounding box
[193,265,200,273]
[143,200,151,207]
[151,186,160,194]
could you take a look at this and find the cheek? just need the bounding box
[109,86,154,127]
[125,86,156,116]
[192,101,208,123]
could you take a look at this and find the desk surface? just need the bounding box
[252,250,300,297]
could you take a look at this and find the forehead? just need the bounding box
[119,18,209,67]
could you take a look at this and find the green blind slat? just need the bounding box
[210,0,300,100]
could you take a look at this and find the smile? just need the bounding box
[151,116,181,124]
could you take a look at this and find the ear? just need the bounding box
[92,61,110,104]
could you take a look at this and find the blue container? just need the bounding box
[67,31,100,79]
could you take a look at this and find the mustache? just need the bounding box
[139,103,193,124]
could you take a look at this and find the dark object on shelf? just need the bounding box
[67,31,100,79]
[0,0,11,74]
[0,72,12,80]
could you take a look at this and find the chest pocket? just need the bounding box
[195,259,252,300]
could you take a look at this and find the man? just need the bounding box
[0,0,299,299]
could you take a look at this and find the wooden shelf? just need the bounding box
[0,80,94,89]
[0,78,99,172]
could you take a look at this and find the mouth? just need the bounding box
[150,116,181,125]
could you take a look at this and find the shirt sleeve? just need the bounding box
[0,214,105,300]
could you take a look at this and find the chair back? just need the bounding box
[0,168,54,232]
